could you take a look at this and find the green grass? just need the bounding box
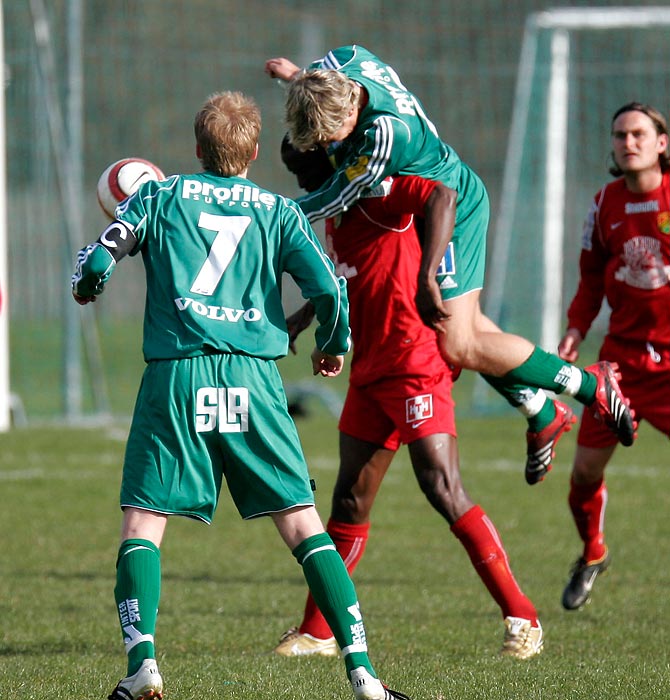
[1,402,669,698]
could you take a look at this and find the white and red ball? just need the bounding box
[96,157,165,219]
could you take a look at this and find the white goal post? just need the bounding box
[487,5,670,350]
[0,1,9,432]
[475,6,670,413]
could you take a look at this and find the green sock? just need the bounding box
[293,533,375,679]
[526,396,556,432]
[480,374,555,431]
[503,347,597,404]
[114,539,161,676]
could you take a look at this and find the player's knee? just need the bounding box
[437,332,477,368]
[330,492,372,524]
[415,468,462,520]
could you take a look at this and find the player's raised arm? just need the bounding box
[264,57,301,81]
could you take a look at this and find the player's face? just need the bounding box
[611,110,668,175]
[322,107,358,146]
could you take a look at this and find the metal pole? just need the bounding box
[0,0,11,431]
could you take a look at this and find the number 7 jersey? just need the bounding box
[107,172,350,361]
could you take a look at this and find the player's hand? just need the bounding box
[286,303,316,355]
[558,328,582,362]
[415,277,449,331]
[265,57,301,81]
[73,292,96,305]
[311,348,344,377]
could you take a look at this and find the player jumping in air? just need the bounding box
[273,137,544,660]
[265,45,637,484]
[72,91,409,700]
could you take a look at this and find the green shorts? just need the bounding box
[121,353,315,522]
[437,163,489,300]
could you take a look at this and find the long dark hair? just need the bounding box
[609,101,670,176]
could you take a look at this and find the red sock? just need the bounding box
[298,518,370,639]
[568,477,608,562]
[451,505,538,625]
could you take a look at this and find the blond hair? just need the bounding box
[285,69,359,150]
[194,91,261,176]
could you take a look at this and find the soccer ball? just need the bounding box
[96,157,165,219]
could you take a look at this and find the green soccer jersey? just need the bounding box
[73,172,350,361]
[298,45,468,223]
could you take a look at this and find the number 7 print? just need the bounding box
[190,213,251,295]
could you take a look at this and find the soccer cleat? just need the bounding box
[586,361,636,446]
[273,626,339,657]
[562,550,611,611]
[350,667,412,700]
[500,617,544,660]
[108,659,163,700]
[525,400,577,484]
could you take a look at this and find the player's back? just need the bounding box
[327,177,447,385]
[116,172,333,361]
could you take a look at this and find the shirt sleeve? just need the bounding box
[296,116,410,223]
[566,197,607,338]
[280,199,351,355]
[71,219,139,297]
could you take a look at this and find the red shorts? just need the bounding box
[577,336,670,448]
[338,371,456,451]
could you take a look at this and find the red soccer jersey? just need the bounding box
[567,172,670,344]
[324,175,449,386]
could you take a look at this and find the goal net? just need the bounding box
[474,6,670,413]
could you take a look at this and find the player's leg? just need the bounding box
[436,290,576,483]
[108,507,167,700]
[407,434,543,659]
[273,506,409,700]
[439,292,635,447]
[562,443,615,610]
[217,357,408,699]
[438,168,633,447]
[276,385,397,655]
[287,436,394,648]
[108,359,199,700]
[444,301,578,484]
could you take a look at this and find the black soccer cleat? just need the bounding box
[562,550,611,611]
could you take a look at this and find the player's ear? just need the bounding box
[195,143,202,159]
[251,143,259,162]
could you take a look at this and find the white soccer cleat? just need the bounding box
[350,667,411,700]
[273,626,339,657]
[500,617,544,660]
[107,659,163,700]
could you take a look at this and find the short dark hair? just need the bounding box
[609,101,670,176]
[280,134,334,192]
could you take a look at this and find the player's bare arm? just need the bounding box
[415,183,458,330]
[286,302,316,355]
[265,57,301,81]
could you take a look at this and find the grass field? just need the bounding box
[1,355,669,699]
